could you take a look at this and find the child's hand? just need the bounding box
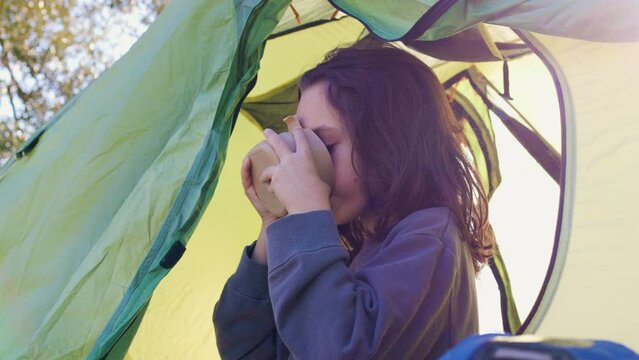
[241,154,279,225]
[259,127,331,215]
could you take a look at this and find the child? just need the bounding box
[213,45,494,359]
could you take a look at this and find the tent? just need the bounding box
[1,0,638,358]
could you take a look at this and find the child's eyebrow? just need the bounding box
[298,116,339,134]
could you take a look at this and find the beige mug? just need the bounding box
[247,115,335,217]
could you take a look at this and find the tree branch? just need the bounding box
[6,85,19,122]
[0,38,20,122]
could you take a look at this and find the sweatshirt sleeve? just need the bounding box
[213,241,278,360]
[265,210,457,359]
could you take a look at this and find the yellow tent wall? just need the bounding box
[520,32,639,349]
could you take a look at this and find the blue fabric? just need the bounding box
[439,333,639,360]
[213,207,478,359]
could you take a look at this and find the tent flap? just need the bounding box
[0,0,291,358]
[329,0,639,42]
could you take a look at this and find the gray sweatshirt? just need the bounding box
[213,207,478,359]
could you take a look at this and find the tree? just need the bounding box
[0,0,166,164]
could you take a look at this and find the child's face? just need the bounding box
[296,81,368,225]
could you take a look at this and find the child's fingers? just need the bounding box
[241,157,265,207]
[241,156,252,191]
[242,157,262,201]
[264,128,292,159]
[259,165,272,185]
[245,185,259,203]
[291,127,310,155]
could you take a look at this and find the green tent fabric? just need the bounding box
[330,0,639,42]
[1,0,638,358]
[0,0,291,357]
